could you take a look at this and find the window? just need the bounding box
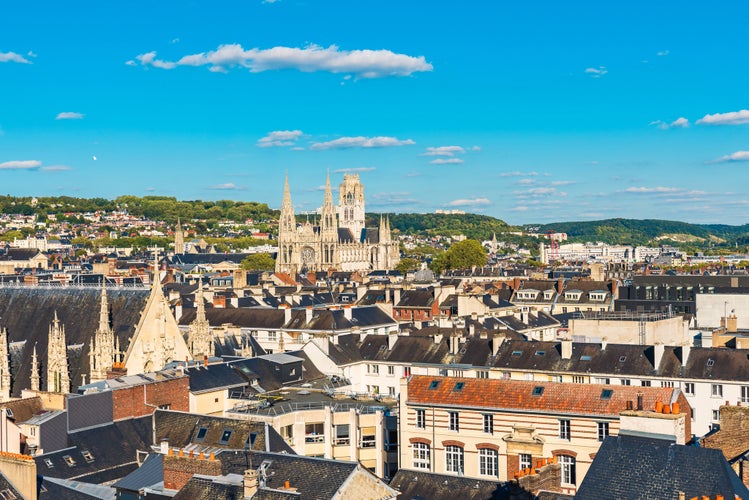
[360,428,376,448]
[334,425,350,446]
[43,458,53,468]
[0,489,17,500]
[412,442,430,470]
[479,448,498,477]
[502,372,511,380]
[453,382,465,392]
[661,381,674,388]
[641,380,651,387]
[445,445,464,474]
[369,364,379,375]
[684,382,695,395]
[707,359,714,367]
[524,373,534,381]
[387,365,395,376]
[712,384,723,398]
[476,370,489,379]
[305,423,324,443]
[416,409,426,429]
[572,376,585,383]
[220,429,233,444]
[559,455,576,485]
[4,409,12,418]
[429,380,440,390]
[483,414,493,434]
[597,422,609,441]
[389,386,396,397]
[268,331,277,341]
[196,427,208,442]
[742,386,749,403]
[620,378,631,386]
[712,409,720,422]
[595,377,610,385]
[519,453,532,471]
[600,389,613,400]
[81,450,94,463]
[63,455,76,467]
[559,419,571,440]
[449,412,459,431]
[549,375,562,383]
[404,366,411,377]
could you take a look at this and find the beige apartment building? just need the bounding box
[399,375,690,495]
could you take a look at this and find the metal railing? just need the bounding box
[570,310,675,322]
[227,400,391,417]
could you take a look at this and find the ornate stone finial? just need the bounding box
[30,344,40,392]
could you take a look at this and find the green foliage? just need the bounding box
[0,230,23,242]
[240,253,276,270]
[428,239,487,273]
[395,257,421,273]
[374,213,514,241]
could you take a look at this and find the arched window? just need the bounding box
[559,454,576,485]
[412,442,430,470]
[445,445,464,474]
[478,448,498,477]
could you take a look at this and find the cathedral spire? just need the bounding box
[30,345,39,391]
[175,217,184,254]
[187,285,212,359]
[46,311,70,393]
[0,323,10,401]
[90,281,115,383]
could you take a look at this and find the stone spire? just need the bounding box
[187,285,213,359]
[174,217,184,254]
[277,174,297,274]
[491,232,498,254]
[46,311,70,393]
[0,323,10,401]
[30,345,39,391]
[90,282,115,383]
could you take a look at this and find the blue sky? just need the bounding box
[2,1,749,225]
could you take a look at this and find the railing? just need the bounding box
[570,310,675,322]
[0,281,147,289]
[227,400,392,417]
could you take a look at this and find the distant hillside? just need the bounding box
[369,213,515,241]
[536,219,749,247]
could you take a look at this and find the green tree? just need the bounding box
[395,257,420,274]
[240,253,276,270]
[428,239,487,273]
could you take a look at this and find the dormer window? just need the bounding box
[543,289,555,300]
[564,290,582,301]
[589,291,606,302]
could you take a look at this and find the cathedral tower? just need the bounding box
[319,172,339,269]
[276,174,297,274]
[89,283,115,383]
[337,174,366,240]
[47,311,70,394]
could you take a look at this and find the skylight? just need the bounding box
[429,380,440,390]
[63,455,76,467]
[220,429,233,444]
[81,450,94,463]
[619,356,626,363]
[196,427,208,442]
[581,355,592,361]
[707,359,714,367]
[453,382,465,392]
[535,351,545,356]
[532,386,544,396]
[601,389,613,400]
[512,351,523,356]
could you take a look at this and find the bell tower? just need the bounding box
[337,174,366,240]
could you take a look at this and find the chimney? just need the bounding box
[637,392,643,410]
[305,306,313,324]
[160,440,169,454]
[450,334,459,355]
[433,332,443,345]
[393,288,401,306]
[388,331,397,351]
[561,340,572,360]
[343,304,352,320]
[491,333,504,356]
[244,469,259,498]
[0,452,37,500]
[727,314,738,333]
[203,355,208,367]
[280,303,291,324]
[601,337,607,351]
[557,278,564,294]
[678,345,690,367]
[653,343,665,369]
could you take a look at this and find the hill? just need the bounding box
[369,213,515,241]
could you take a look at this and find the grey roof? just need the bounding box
[186,362,253,394]
[112,453,164,492]
[395,289,435,308]
[390,469,530,500]
[0,473,22,500]
[40,476,116,500]
[576,434,749,500]
[0,287,150,396]
[178,307,286,329]
[172,474,244,500]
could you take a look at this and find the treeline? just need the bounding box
[372,213,514,241]
[0,195,278,225]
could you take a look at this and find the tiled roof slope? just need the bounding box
[575,434,749,500]
[407,376,679,417]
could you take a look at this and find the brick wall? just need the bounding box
[506,454,519,479]
[701,404,749,488]
[517,461,562,495]
[112,376,189,420]
[163,452,222,490]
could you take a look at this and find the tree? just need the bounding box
[428,239,486,273]
[240,253,276,270]
[395,257,420,274]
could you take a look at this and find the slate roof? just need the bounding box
[395,289,435,308]
[186,362,254,394]
[0,248,44,261]
[153,409,294,454]
[337,228,356,243]
[575,434,749,500]
[390,469,526,500]
[0,473,22,500]
[173,253,251,265]
[36,415,153,484]
[0,396,44,423]
[0,287,150,396]
[112,453,163,492]
[172,475,244,500]
[39,476,116,500]
[178,308,286,329]
[407,375,679,417]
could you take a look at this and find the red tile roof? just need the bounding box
[406,375,682,417]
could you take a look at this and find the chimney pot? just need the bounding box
[285,480,291,489]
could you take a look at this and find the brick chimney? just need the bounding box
[163,451,222,491]
[0,452,37,500]
[244,468,259,498]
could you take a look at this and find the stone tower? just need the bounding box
[319,172,339,270]
[276,174,297,274]
[30,345,39,392]
[174,217,185,254]
[0,324,10,401]
[337,174,366,240]
[46,311,70,394]
[187,286,213,359]
[89,283,115,383]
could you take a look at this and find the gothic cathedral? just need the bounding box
[276,174,400,275]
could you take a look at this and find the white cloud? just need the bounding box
[40,165,72,172]
[585,66,608,78]
[710,151,749,163]
[527,187,557,195]
[55,112,84,120]
[257,130,303,147]
[657,50,670,56]
[430,158,463,165]
[263,0,281,3]
[624,186,680,193]
[0,160,41,170]
[0,51,32,64]
[517,179,535,185]
[499,171,538,177]
[651,117,689,129]
[333,167,376,173]
[422,146,465,157]
[131,43,433,78]
[447,197,491,207]
[209,183,245,190]
[370,192,418,206]
[509,206,528,212]
[310,136,415,150]
[550,180,576,186]
[697,109,749,126]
